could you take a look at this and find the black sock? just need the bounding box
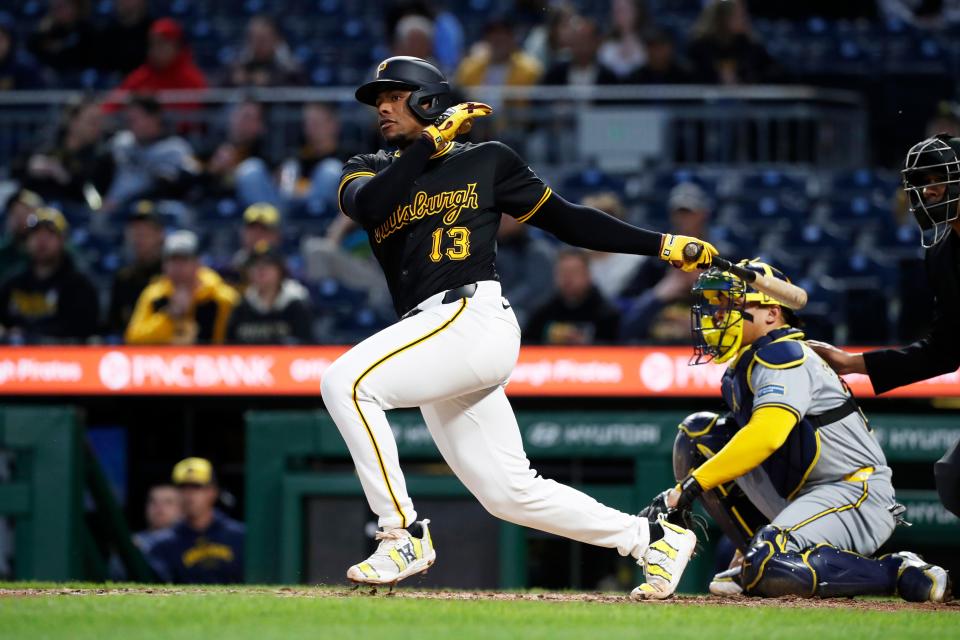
[648,520,664,543]
[406,521,424,538]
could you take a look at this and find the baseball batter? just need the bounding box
[321,56,718,598]
[646,261,951,601]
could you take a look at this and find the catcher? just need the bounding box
[642,260,952,602]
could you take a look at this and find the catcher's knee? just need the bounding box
[741,525,815,597]
[674,412,768,549]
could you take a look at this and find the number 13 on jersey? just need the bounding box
[430,226,471,262]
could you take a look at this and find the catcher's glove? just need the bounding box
[421,102,492,150]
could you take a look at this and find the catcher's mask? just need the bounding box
[690,260,794,365]
[355,56,453,122]
[902,133,960,248]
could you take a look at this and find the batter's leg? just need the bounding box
[420,386,650,559]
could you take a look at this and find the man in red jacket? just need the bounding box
[104,18,207,112]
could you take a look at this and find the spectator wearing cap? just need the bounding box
[0,189,43,282]
[146,458,244,584]
[0,12,43,90]
[619,182,718,343]
[107,201,165,335]
[455,18,542,107]
[103,95,197,213]
[524,249,621,345]
[227,15,305,88]
[0,207,99,344]
[104,18,207,110]
[226,203,282,285]
[125,230,238,345]
[226,242,314,345]
[581,192,645,300]
[18,96,114,206]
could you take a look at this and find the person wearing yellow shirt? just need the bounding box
[125,230,238,345]
[641,261,951,602]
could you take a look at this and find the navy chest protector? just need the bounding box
[721,327,822,500]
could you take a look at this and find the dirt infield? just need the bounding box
[0,586,957,612]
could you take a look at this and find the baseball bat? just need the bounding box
[682,243,808,310]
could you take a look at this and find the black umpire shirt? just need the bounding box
[863,229,960,394]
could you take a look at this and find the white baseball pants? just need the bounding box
[320,281,649,559]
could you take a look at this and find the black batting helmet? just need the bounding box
[902,133,960,247]
[355,56,453,121]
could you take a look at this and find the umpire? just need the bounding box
[810,133,960,517]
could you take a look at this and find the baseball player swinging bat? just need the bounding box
[683,243,808,310]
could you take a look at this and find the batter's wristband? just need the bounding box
[676,476,703,510]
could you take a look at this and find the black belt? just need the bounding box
[402,283,478,319]
[806,395,861,429]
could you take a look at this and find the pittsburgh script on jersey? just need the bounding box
[373,183,479,243]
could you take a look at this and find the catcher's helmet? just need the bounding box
[690,260,795,365]
[902,133,960,247]
[355,56,453,121]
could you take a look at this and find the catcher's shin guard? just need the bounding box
[674,412,768,549]
[741,526,898,598]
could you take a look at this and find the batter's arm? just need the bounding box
[339,137,434,227]
[525,193,663,255]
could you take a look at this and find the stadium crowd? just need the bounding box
[0,0,953,348]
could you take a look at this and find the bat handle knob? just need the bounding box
[682,242,703,261]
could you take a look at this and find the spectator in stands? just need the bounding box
[20,96,114,205]
[93,0,153,74]
[630,27,694,85]
[0,207,99,344]
[26,0,97,72]
[495,214,555,328]
[456,18,543,90]
[926,101,960,138]
[198,98,279,208]
[598,0,649,81]
[392,14,437,63]
[125,230,238,345]
[0,12,43,90]
[107,200,165,335]
[385,1,465,74]
[619,182,713,343]
[227,242,313,344]
[224,203,283,287]
[134,484,183,552]
[524,249,620,345]
[104,96,197,213]
[542,17,619,86]
[147,458,244,584]
[523,1,578,70]
[581,192,644,300]
[879,0,960,28]
[108,18,207,103]
[687,0,778,85]
[277,103,343,212]
[0,189,43,282]
[227,15,305,88]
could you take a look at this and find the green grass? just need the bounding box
[0,585,957,640]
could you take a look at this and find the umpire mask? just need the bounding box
[902,133,960,248]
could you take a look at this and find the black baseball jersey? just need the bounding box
[338,141,553,316]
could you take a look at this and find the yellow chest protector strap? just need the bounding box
[691,405,799,491]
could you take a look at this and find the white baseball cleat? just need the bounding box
[893,551,952,603]
[631,515,698,600]
[346,519,436,586]
[708,565,744,597]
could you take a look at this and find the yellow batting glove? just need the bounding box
[421,102,493,150]
[659,234,719,272]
